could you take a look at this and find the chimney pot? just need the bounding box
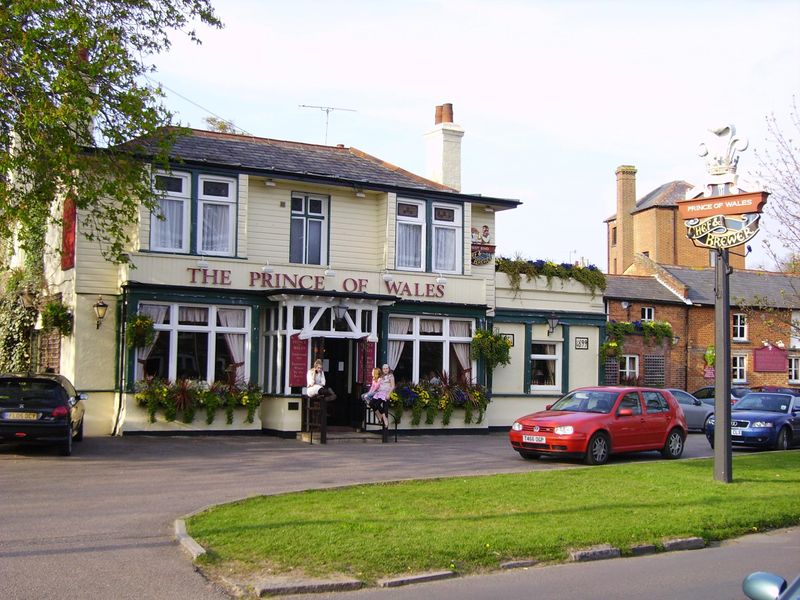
[441,103,453,123]
[434,105,443,125]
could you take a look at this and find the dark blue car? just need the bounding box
[706,393,800,450]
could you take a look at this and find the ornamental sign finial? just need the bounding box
[698,124,748,178]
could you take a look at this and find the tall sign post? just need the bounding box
[677,125,768,483]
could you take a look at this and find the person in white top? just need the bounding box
[306,359,336,402]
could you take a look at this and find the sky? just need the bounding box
[150,0,800,272]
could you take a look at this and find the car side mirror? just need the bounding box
[545,404,552,410]
[742,571,787,600]
[693,399,702,406]
[617,408,633,417]
[78,392,88,401]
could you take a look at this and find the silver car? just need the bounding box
[668,389,713,432]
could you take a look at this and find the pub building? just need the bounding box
[34,104,605,436]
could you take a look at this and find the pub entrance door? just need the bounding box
[310,337,363,428]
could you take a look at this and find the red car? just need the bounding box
[509,386,688,465]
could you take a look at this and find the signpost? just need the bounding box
[677,125,768,483]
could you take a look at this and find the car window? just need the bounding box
[0,379,66,407]
[643,391,669,413]
[550,391,616,413]
[734,393,791,413]
[617,393,642,415]
[671,390,693,405]
[693,387,712,399]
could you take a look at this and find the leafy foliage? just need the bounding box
[40,299,73,336]
[600,320,674,361]
[389,375,490,426]
[471,329,511,373]
[496,256,606,297]
[126,313,155,348]
[1,1,222,264]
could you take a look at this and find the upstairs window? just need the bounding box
[290,193,328,265]
[732,313,747,341]
[396,199,462,274]
[641,306,654,322]
[396,200,425,270]
[151,171,190,253]
[198,175,236,256]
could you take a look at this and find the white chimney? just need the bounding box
[424,103,464,191]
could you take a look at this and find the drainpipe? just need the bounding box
[111,287,128,436]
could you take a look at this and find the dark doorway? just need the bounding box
[310,337,360,427]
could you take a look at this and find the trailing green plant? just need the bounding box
[600,320,674,362]
[40,299,73,336]
[704,345,715,367]
[0,290,37,372]
[471,329,512,373]
[496,257,606,297]
[134,378,263,425]
[126,314,156,348]
[388,375,490,426]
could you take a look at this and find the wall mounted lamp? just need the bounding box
[261,260,274,274]
[382,271,394,282]
[93,296,109,329]
[546,312,560,336]
[354,188,366,198]
[197,255,210,270]
[264,178,277,187]
[620,301,630,310]
[332,303,349,323]
[324,266,336,278]
[435,273,448,285]
[484,206,494,213]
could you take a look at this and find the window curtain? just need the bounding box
[450,321,472,382]
[217,309,246,381]
[397,222,422,268]
[179,306,208,325]
[420,319,442,334]
[387,317,411,370]
[434,227,456,272]
[202,203,230,253]
[153,198,184,249]
[136,304,169,380]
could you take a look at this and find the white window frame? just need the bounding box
[641,306,654,322]
[731,354,747,383]
[431,202,462,274]
[529,337,562,392]
[150,170,190,253]
[791,310,800,349]
[386,315,474,382]
[198,175,237,256]
[732,313,748,341]
[136,302,251,384]
[789,356,800,384]
[396,199,426,272]
[290,193,328,265]
[620,355,639,381]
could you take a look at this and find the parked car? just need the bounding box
[743,570,800,600]
[749,385,800,396]
[692,385,751,405]
[667,388,714,432]
[508,386,688,465]
[705,392,800,450]
[0,373,86,456]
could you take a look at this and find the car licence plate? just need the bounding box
[4,411,38,420]
[523,435,546,444]
[731,428,743,436]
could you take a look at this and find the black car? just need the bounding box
[692,385,751,405]
[0,374,86,456]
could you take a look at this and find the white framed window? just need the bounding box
[198,175,237,256]
[135,302,251,384]
[290,193,328,265]
[641,306,654,322]
[791,310,800,349]
[396,199,425,271]
[530,340,562,391]
[432,203,462,274]
[151,171,190,253]
[789,357,799,384]
[731,354,747,383]
[386,316,473,383]
[732,313,747,341]
[620,355,639,382]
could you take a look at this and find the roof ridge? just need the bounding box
[179,127,351,152]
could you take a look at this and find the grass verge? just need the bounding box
[187,452,800,582]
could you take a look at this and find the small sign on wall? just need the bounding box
[575,337,589,350]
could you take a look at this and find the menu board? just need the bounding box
[357,339,376,384]
[289,335,308,387]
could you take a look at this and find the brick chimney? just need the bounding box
[424,103,464,191]
[615,165,637,274]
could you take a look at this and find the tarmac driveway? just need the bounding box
[1,433,714,599]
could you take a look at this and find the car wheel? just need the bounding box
[773,427,790,451]
[703,414,713,432]
[661,428,685,459]
[74,419,84,442]
[707,436,714,449]
[518,451,540,460]
[584,432,610,465]
[60,424,73,456]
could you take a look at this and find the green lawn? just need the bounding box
[187,452,800,582]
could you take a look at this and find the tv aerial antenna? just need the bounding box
[299,104,356,145]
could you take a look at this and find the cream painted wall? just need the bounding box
[567,325,601,390]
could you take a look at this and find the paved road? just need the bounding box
[0,432,792,599]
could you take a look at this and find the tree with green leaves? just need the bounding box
[0,1,222,266]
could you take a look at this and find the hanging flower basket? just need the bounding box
[126,314,156,348]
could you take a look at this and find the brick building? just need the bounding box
[605,255,800,392]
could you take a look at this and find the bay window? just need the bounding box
[387,316,473,383]
[151,172,190,252]
[136,302,250,384]
[396,198,462,274]
[396,200,425,270]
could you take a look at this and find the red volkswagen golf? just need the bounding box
[509,386,688,465]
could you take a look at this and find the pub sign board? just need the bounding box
[678,191,768,250]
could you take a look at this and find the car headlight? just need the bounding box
[512,422,523,431]
[751,421,774,428]
[554,425,574,435]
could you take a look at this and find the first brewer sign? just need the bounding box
[678,191,768,250]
